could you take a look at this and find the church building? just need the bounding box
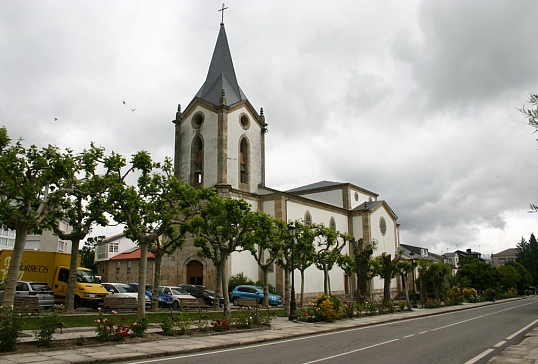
[169,21,402,300]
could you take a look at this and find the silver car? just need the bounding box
[0,281,55,308]
[159,286,197,309]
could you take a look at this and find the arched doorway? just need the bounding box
[187,260,203,285]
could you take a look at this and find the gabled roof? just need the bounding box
[286,180,377,197]
[109,247,155,260]
[286,181,343,193]
[195,23,247,106]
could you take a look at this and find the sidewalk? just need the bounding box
[0,298,535,364]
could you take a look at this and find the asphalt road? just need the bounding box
[124,298,538,364]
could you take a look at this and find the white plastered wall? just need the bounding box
[226,107,263,192]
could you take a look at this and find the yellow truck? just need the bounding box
[0,250,108,308]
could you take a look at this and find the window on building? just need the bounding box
[191,136,204,185]
[498,258,506,265]
[127,261,131,275]
[116,261,120,275]
[329,217,336,230]
[97,244,106,260]
[0,229,15,248]
[305,211,312,226]
[58,241,67,252]
[109,242,118,253]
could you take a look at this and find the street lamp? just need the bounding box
[410,251,417,308]
[288,223,297,321]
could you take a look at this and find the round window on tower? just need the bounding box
[240,114,250,130]
[191,112,204,129]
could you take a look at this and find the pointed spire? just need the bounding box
[195,24,247,106]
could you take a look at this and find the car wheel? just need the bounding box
[233,297,239,306]
[173,300,180,309]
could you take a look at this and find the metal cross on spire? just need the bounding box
[218,3,228,24]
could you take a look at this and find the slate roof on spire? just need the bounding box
[195,23,247,106]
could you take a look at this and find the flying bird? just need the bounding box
[123,100,126,105]
[131,108,136,112]
[54,118,58,121]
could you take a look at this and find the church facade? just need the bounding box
[169,22,402,300]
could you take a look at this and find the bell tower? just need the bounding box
[173,22,267,194]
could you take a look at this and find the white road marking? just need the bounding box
[463,348,494,364]
[301,339,400,364]
[506,317,538,340]
[493,340,506,348]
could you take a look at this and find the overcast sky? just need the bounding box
[1,0,537,256]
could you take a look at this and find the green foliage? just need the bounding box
[228,273,256,293]
[506,261,533,293]
[457,256,498,292]
[130,315,148,338]
[160,312,191,336]
[497,264,521,291]
[517,234,538,286]
[33,308,62,347]
[233,310,255,329]
[296,294,344,323]
[94,310,130,342]
[312,225,350,295]
[76,336,86,346]
[0,307,23,352]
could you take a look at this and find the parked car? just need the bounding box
[101,282,150,306]
[159,286,197,309]
[0,281,55,308]
[127,283,174,308]
[179,284,224,307]
[229,285,282,306]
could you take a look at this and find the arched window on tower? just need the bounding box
[239,137,249,186]
[191,136,204,185]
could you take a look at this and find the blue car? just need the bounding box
[229,285,282,306]
[127,283,174,308]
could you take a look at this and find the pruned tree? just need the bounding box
[188,194,256,316]
[336,254,356,299]
[292,220,317,307]
[312,225,350,295]
[242,212,288,306]
[394,259,413,304]
[429,262,452,300]
[351,238,377,304]
[417,260,434,305]
[108,152,196,313]
[372,252,401,306]
[48,144,122,312]
[0,127,78,305]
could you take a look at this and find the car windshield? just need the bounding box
[171,287,188,295]
[29,283,52,292]
[200,287,215,295]
[116,285,138,293]
[76,270,99,283]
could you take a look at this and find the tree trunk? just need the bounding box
[213,260,223,310]
[300,270,305,308]
[3,225,28,305]
[323,265,329,295]
[262,267,269,307]
[138,241,148,314]
[283,268,290,316]
[383,254,392,306]
[65,238,80,313]
[220,255,231,318]
[151,252,163,312]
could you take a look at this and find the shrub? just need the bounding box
[94,309,130,342]
[462,287,480,302]
[130,315,148,338]
[0,306,22,352]
[296,294,345,323]
[212,319,229,332]
[233,311,255,329]
[160,312,191,336]
[33,308,62,347]
[228,273,255,292]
